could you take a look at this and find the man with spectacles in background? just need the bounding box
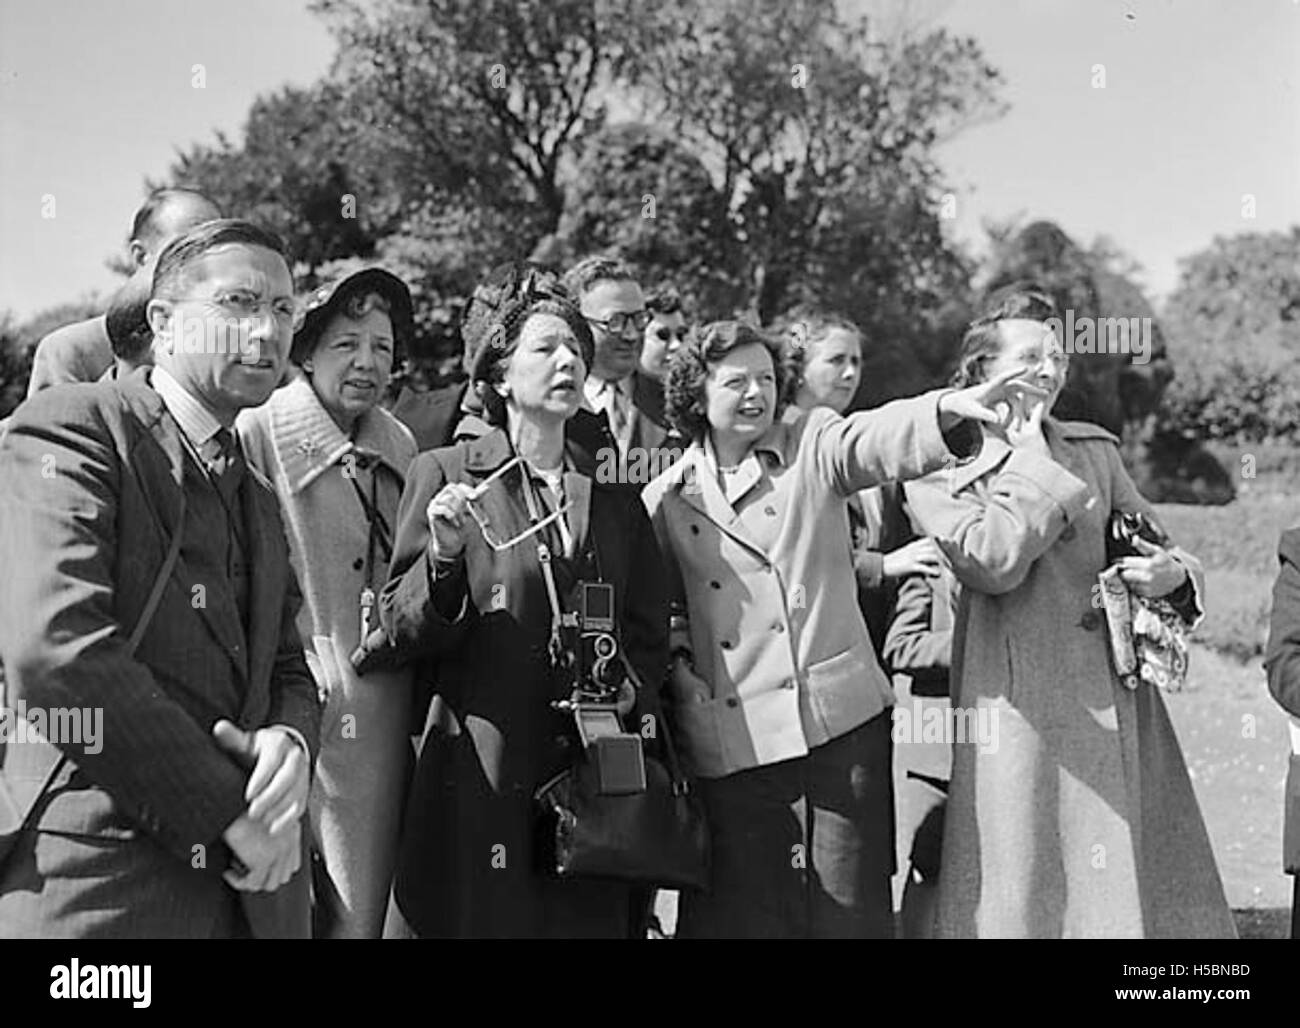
[564,258,686,476]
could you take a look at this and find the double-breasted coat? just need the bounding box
[641,394,968,781]
[379,425,669,938]
[905,417,1235,938]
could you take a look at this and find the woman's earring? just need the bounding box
[303,360,314,373]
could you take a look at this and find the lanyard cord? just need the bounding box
[350,459,393,646]
[518,464,567,667]
[349,463,393,588]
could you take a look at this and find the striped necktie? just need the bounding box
[602,379,629,450]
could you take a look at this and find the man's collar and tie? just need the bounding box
[151,365,247,504]
[584,374,634,454]
[208,426,247,509]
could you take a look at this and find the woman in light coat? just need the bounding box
[642,320,1018,938]
[238,267,418,938]
[904,286,1235,938]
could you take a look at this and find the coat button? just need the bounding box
[690,524,701,535]
[782,679,796,690]
[720,640,734,650]
[710,581,721,590]
[773,623,785,634]
[1080,611,1101,631]
[764,505,777,516]
[555,735,571,750]
[1060,525,1077,543]
[725,697,739,708]
[353,557,365,570]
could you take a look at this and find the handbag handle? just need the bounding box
[617,652,693,795]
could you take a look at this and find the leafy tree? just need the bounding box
[0,298,104,417]
[1161,229,1300,446]
[314,0,638,238]
[165,83,380,275]
[623,0,1004,324]
[551,122,742,316]
[155,0,1005,407]
[556,0,1004,405]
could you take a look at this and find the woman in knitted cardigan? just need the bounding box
[238,267,418,938]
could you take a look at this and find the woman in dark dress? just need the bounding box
[379,274,669,938]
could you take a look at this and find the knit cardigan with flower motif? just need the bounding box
[237,374,418,671]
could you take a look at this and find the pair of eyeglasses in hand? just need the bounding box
[464,455,572,552]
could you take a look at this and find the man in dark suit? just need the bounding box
[27,188,221,396]
[564,258,687,485]
[0,219,320,938]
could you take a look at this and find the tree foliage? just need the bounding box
[1158,229,1300,446]
[152,0,1003,405]
[0,297,104,418]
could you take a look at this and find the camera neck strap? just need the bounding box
[518,461,568,668]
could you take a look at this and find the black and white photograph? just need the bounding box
[0,0,1296,998]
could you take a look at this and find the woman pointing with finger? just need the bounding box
[642,320,1019,938]
[904,285,1235,939]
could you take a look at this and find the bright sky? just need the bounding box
[1,0,1296,319]
[927,0,1300,297]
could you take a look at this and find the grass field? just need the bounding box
[1157,479,1298,662]
[1165,645,1292,938]
[1154,474,1298,938]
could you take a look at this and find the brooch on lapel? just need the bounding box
[296,437,324,460]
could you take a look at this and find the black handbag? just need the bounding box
[534,695,710,892]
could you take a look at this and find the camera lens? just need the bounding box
[593,633,617,659]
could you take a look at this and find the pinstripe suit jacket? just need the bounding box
[0,369,320,938]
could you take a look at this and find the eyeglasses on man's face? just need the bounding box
[171,288,297,324]
[586,309,651,336]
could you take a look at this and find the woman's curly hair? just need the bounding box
[665,320,787,443]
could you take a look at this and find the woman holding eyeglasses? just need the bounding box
[378,274,669,939]
[642,320,1022,939]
